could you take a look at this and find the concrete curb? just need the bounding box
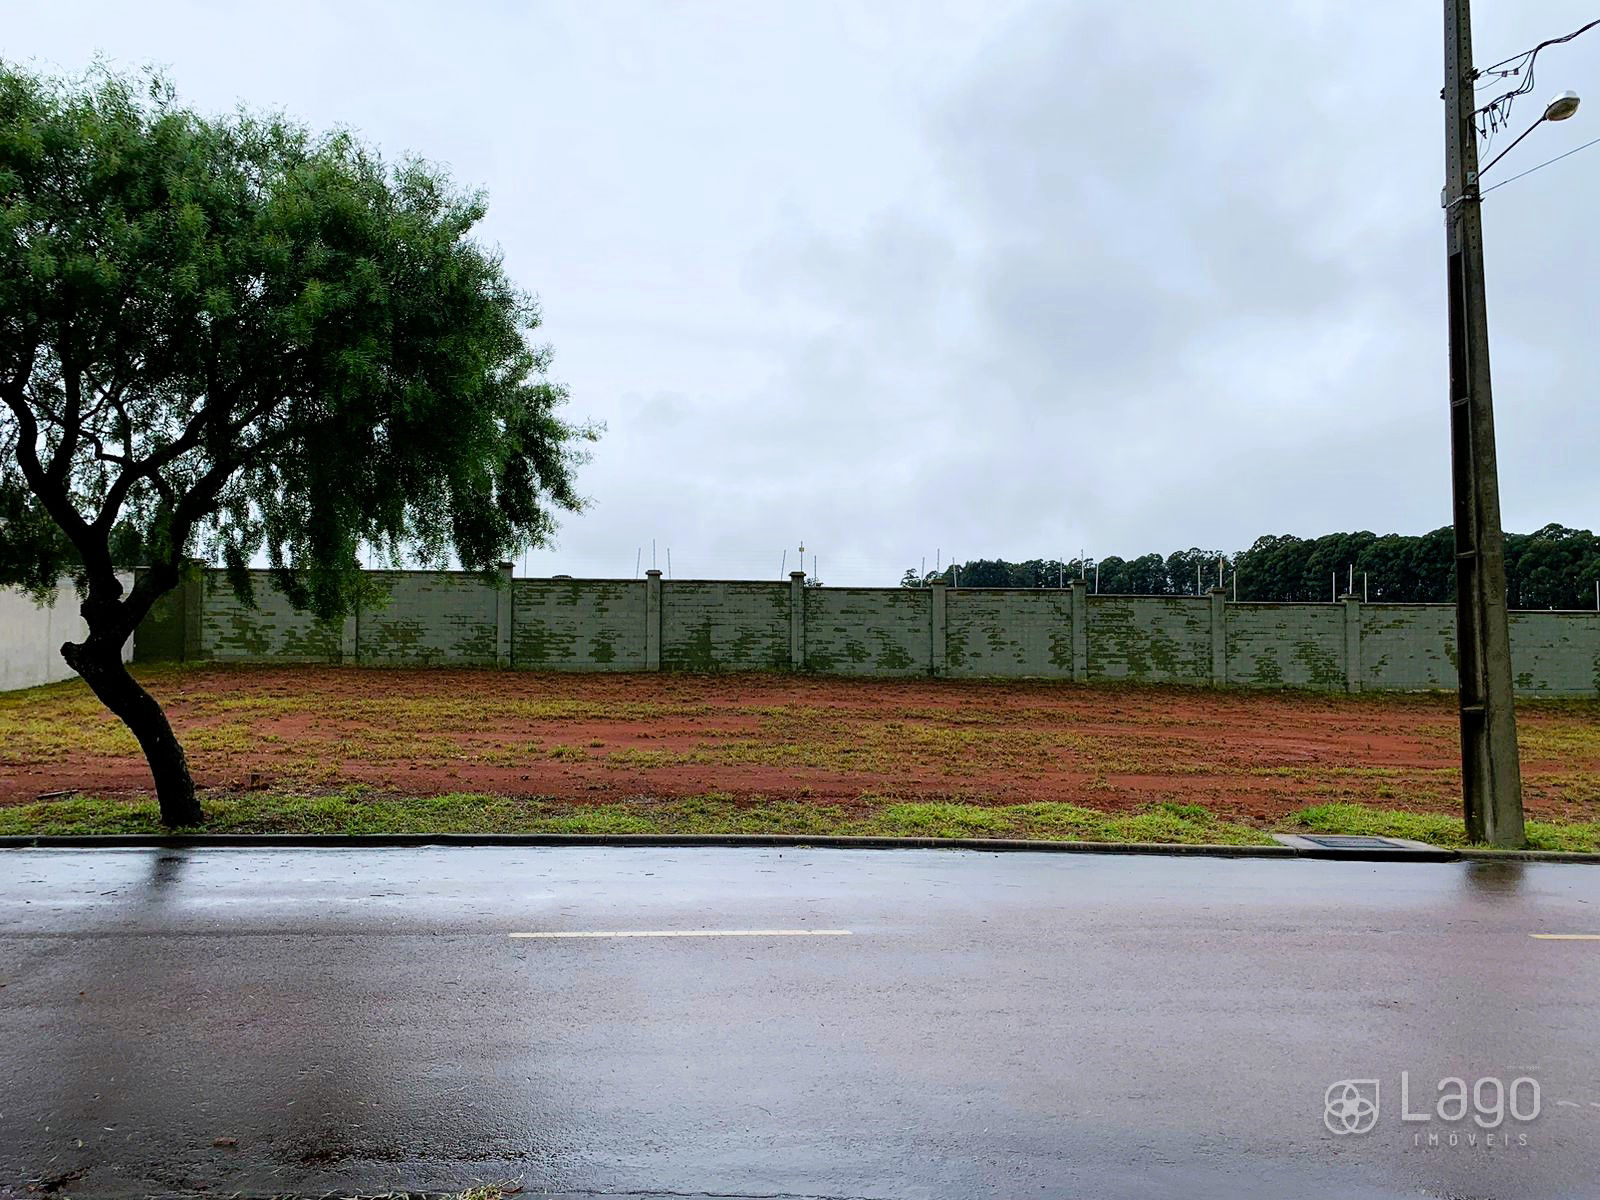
[0,831,1481,861]
[1459,847,1600,865]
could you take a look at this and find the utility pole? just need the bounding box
[1443,0,1524,846]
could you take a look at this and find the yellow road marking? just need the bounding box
[509,929,852,939]
[1530,934,1600,940]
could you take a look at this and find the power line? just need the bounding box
[1482,132,1600,194]
[1478,17,1600,79]
[1473,16,1600,142]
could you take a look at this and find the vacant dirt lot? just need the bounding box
[2,665,1598,823]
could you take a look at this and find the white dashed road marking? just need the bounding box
[509,929,853,939]
[1530,933,1600,940]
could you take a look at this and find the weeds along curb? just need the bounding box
[0,831,1479,861]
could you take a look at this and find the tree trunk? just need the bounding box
[61,636,202,827]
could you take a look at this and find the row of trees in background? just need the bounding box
[898,525,1600,609]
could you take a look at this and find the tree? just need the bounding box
[1124,552,1172,594]
[0,64,594,825]
[918,527,1600,604]
[1506,524,1600,609]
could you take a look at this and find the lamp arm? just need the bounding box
[1481,116,1546,176]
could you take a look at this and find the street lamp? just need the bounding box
[1443,3,1591,848]
[1480,91,1583,176]
[1544,90,1582,121]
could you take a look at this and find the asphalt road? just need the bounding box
[3,847,1600,1199]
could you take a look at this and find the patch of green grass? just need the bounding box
[1520,721,1600,758]
[672,720,1224,778]
[1247,765,1413,779]
[0,791,1263,843]
[210,696,303,716]
[1284,802,1600,853]
[0,686,139,762]
[875,802,1015,837]
[532,808,655,834]
[1153,801,1209,820]
[183,722,282,754]
[7,791,1600,850]
[0,794,168,835]
[603,747,687,769]
[1527,772,1600,814]
[859,799,1276,845]
[0,791,848,837]
[326,696,710,729]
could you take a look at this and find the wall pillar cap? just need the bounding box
[790,571,807,580]
[646,569,663,579]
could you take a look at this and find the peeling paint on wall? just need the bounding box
[803,589,931,676]
[945,590,1073,676]
[1089,597,1210,684]
[661,582,788,671]
[515,579,646,670]
[1226,604,1345,689]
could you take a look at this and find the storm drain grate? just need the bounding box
[1298,835,1405,849]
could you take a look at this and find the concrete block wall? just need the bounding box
[514,578,647,670]
[802,587,932,675]
[130,568,1600,696]
[201,572,344,663]
[1509,612,1600,695]
[945,588,1073,677]
[354,571,502,667]
[1086,596,1212,685]
[1361,605,1455,691]
[1226,602,1349,690]
[662,580,790,671]
[0,576,134,692]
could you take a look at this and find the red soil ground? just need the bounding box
[4,665,1598,823]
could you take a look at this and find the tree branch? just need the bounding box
[45,323,82,485]
[94,400,218,534]
[2,334,127,605]
[3,381,116,587]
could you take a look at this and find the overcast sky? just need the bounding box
[14,2,1600,583]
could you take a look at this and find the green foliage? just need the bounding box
[901,551,1227,594]
[0,61,595,626]
[903,526,1600,608]
[1235,526,1600,607]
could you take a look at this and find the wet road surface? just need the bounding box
[2,846,1600,1198]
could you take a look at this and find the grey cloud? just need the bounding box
[746,0,1599,570]
[9,0,1597,580]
